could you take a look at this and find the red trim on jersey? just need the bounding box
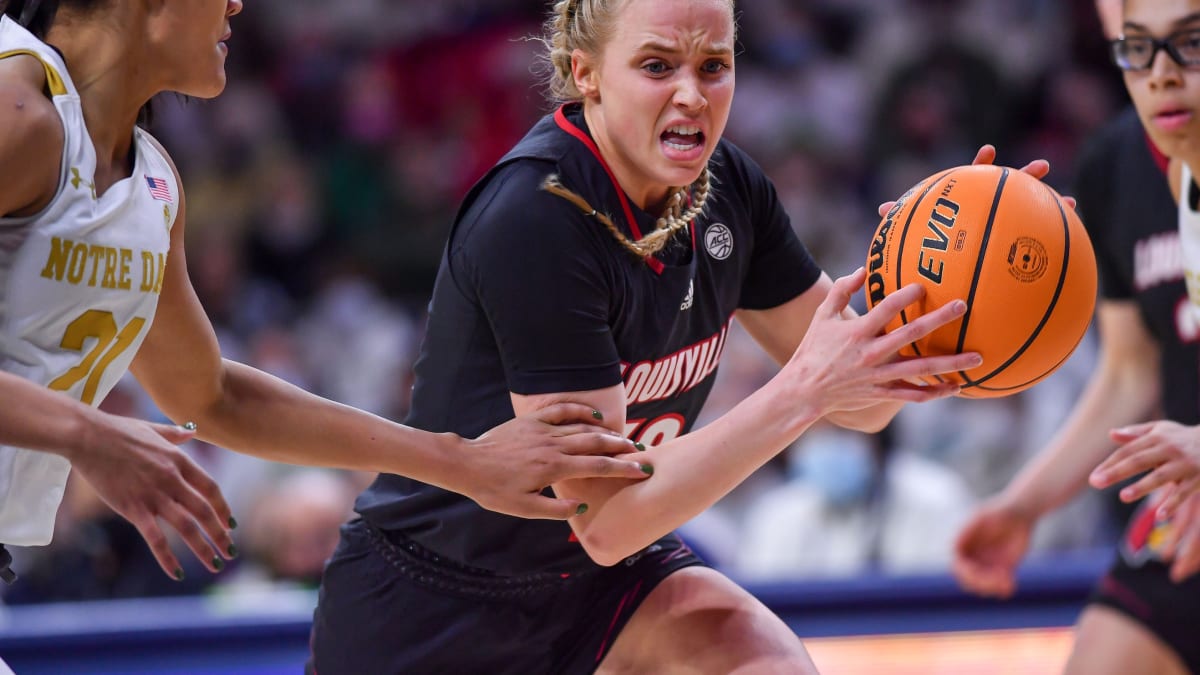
[1146,132,1169,175]
[556,105,700,275]
[596,580,643,662]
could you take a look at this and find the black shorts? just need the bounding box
[308,519,704,675]
[1089,498,1200,673]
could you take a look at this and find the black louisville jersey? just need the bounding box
[355,103,821,574]
[1074,107,1200,424]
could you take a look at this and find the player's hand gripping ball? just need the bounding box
[865,164,1098,398]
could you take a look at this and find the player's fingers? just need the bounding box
[176,454,237,536]
[540,423,614,438]
[879,351,980,381]
[818,268,867,319]
[1169,477,1200,517]
[558,432,641,457]
[152,421,198,445]
[878,380,962,403]
[506,495,591,521]
[859,283,927,333]
[874,298,967,354]
[158,501,224,573]
[1090,440,1144,480]
[971,144,997,166]
[130,514,185,580]
[1157,490,1185,522]
[1109,422,1156,442]
[951,559,1013,598]
[877,201,896,218]
[1017,159,1050,180]
[1061,195,1078,210]
[1091,446,1171,490]
[1171,532,1200,583]
[1121,465,1184,503]
[554,454,650,481]
[172,469,236,560]
[532,402,609,427]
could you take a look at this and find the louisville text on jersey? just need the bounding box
[620,319,731,405]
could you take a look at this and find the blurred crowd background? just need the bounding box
[2,0,1132,604]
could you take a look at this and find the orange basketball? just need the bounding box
[864,164,1098,398]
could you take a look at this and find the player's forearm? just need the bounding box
[179,359,462,481]
[0,369,100,459]
[564,376,819,565]
[1002,359,1159,518]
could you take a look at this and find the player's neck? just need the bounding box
[45,22,146,170]
[582,104,672,214]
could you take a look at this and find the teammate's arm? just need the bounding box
[518,272,974,566]
[953,299,1159,597]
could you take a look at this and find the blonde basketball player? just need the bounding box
[0,0,653,588]
[308,1,1063,672]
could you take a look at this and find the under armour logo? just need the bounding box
[69,167,96,200]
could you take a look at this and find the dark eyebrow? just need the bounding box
[1124,12,1200,33]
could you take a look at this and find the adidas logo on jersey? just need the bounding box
[680,280,694,311]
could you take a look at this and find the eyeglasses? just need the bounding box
[1110,29,1200,71]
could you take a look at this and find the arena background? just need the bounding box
[0,0,1138,672]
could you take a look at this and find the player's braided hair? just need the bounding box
[543,166,713,258]
[540,0,619,103]
[537,0,728,255]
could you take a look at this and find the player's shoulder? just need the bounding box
[454,158,602,249]
[707,137,775,202]
[710,137,761,179]
[0,55,62,217]
[134,127,182,186]
[0,54,59,146]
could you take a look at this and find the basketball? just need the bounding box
[864,164,1098,398]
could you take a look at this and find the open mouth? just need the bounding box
[662,125,705,152]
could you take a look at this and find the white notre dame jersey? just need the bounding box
[1180,161,1200,322]
[0,17,179,546]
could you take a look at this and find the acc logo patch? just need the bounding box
[705,223,733,260]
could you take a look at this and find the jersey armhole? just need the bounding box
[0,49,67,96]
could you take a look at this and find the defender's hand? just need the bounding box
[455,403,648,520]
[68,416,235,580]
[952,496,1035,599]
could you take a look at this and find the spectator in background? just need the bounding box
[738,423,974,579]
[220,470,357,592]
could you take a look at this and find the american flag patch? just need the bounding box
[144,176,172,202]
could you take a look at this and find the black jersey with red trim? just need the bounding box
[1073,107,1200,423]
[354,103,821,574]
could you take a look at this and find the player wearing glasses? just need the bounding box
[955,2,1200,673]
